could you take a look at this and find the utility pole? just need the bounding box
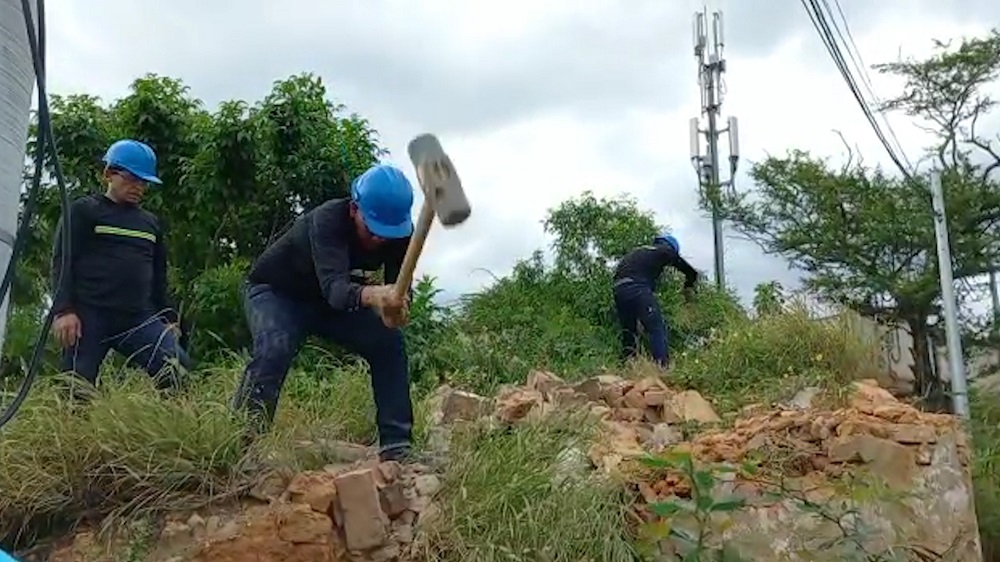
[689,7,739,291]
[930,170,970,419]
[0,0,37,353]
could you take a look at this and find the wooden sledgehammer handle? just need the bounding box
[392,194,435,301]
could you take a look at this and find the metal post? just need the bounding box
[930,170,970,418]
[690,8,738,291]
[989,271,1000,337]
[0,0,37,352]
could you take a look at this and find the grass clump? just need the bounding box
[421,413,637,562]
[671,305,881,411]
[970,389,1000,561]
[0,350,385,551]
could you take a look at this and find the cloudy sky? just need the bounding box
[37,0,1000,305]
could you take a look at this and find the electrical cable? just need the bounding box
[824,0,912,170]
[0,0,75,430]
[799,0,915,180]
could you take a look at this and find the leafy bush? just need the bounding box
[183,258,251,358]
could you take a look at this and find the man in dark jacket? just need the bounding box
[612,233,699,368]
[50,139,191,389]
[231,163,415,462]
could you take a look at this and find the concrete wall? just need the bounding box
[833,312,999,394]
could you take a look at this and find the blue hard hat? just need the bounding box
[0,548,20,562]
[654,233,679,253]
[102,139,162,184]
[350,164,414,239]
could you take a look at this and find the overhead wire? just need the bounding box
[824,0,913,170]
[0,0,75,429]
[799,0,915,179]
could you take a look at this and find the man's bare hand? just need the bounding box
[52,312,82,348]
[379,302,410,328]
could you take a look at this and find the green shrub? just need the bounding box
[183,258,252,358]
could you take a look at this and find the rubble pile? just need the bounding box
[429,370,723,474]
[431,371,982,560]
[180,460,442,562]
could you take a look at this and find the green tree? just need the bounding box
[714,30,1000,407]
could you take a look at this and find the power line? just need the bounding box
[799,0,914,179]
[823,0,913,170]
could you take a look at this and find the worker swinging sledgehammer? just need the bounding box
[49,139,192,392]
[612,233,700,369]
[231,134,471,463]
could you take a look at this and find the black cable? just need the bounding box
[0,0,75,430]
[800,0,914,180]
[824,0,913,171]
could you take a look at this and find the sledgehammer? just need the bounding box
[392,134,472,300]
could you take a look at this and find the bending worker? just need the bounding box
[612,233,699,368]
[231,163,415,463]
[50,139,191,389]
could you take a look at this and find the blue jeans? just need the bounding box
[59,304,192,389]
[232,283,413,457]
[613,280,669,367]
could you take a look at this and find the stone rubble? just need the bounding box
[40,370,981,562]
[111,457,447,562]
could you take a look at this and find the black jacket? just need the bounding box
[50,194,170,316]
[613,243,699,291]
[247,198,409,311]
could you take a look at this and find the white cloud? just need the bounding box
[27,0,1000,309]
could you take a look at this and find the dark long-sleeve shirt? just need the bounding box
[247,198,409,311]
[613,244,699,291]
[50,194,169,316]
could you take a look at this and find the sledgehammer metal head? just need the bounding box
[407,134,471,227]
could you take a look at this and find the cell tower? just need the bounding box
[689,7,740,290]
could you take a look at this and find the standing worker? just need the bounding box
[612,233,699,368]
[50,139,191,390]
[231,163,415,462]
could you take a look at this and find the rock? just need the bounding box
[552,447,590,486]
[549,387,591,408]
[187,513,206,529]
[526,370,565,397]
[574,375,629,404]
[622,387,647,410]
[828,434,916,489]
[276,503,333,544]
[249,470,292,503]
[379,481,409,517]
[413,474,442,497]
[889,424,937,444]
[193,504,333,562]
[643,389,669,407]
[667,390,721,423]
[334,468,389,550]
[159,520,192,550]
[441,389,490,423]
[850,379,898,412]
[613,407,645,422]
[787,386,821,409]
[495,388,544,423]
[648,423,683,452]
[286,471,339,514]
